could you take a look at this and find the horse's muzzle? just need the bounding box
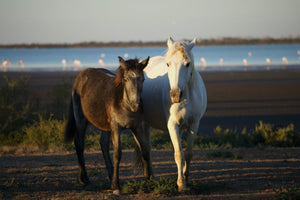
[170,88,182,103]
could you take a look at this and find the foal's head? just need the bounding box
[115,56,150,112]
[165,37,196,103]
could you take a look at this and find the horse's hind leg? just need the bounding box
[72,93,89,185]
[100,132,113,180]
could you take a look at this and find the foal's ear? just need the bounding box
[118,56,128,70]
[187,38,197,50]
[140,56,150,70]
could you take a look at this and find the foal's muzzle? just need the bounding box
[170,88,182,103]
[130,102,140,112]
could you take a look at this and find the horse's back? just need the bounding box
[144,56,168,78]
[73,68,115,93]
[72,68,115,131]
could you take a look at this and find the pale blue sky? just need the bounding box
[1,0,300,44]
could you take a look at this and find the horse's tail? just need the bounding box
[64,97,76,142]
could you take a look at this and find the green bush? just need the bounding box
[50,79,73,119]
[255,121,299,147]
[22,115,67,149]
[0,75,32,135]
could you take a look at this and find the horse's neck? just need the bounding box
[113,84,125,109]
[184,67,198,99]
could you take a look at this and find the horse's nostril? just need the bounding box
[170,88,182,103]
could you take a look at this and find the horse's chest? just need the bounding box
[111,110,140,129]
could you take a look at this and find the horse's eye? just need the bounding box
[166,63,169,67]
[186,62,190,67]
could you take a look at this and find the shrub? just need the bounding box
[22,115,67,149]
[0,75,32,135]
[254,121,300,147]
[50,78,73,119]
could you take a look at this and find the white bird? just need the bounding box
[200,57,207,70]
[98,59,105,67]
[18,60,25,72]
[220,58,224,68]
[73,59,82,71]
[62,59,67,71]
[243,59,247,71]
[282,57,288,65]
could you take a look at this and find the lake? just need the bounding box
[1,44,300,71]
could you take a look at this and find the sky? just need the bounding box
[1,0,300,44]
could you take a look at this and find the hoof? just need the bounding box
[79,177,90,186]
[178,185,188,193]
[113,189,121,195]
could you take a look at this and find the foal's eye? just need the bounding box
[166,63,170,67]
[186,62,190,67]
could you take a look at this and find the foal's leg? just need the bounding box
[131,126,153,179]
[72,94,89,185]
[167,118,186,192]
[110,123,122,195]
[183,123,198,184]
[100,132,113,180]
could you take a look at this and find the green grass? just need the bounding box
[122,177,178,195]
[122,176,223,195]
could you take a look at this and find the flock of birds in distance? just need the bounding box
[1,50,300,72]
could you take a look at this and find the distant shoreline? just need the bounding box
[1,37,300,49]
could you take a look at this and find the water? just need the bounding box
[1,44,300,71]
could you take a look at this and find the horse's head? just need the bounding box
[117,56,150,112]
[165,37,196,103]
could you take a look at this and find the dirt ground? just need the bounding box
[0,148,299,199]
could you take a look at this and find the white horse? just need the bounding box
[141,37,207,192]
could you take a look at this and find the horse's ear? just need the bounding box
[140,56,150,70]
[118,56,128,70]
[188,38,197,50]
[167,37,174,48]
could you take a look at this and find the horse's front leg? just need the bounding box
[167,118,186,192]
[110,124,122,195]
[131,125,153,179]
[183,122,199,184]
[100,132,113,180]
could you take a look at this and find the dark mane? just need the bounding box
[114,58,141,87]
